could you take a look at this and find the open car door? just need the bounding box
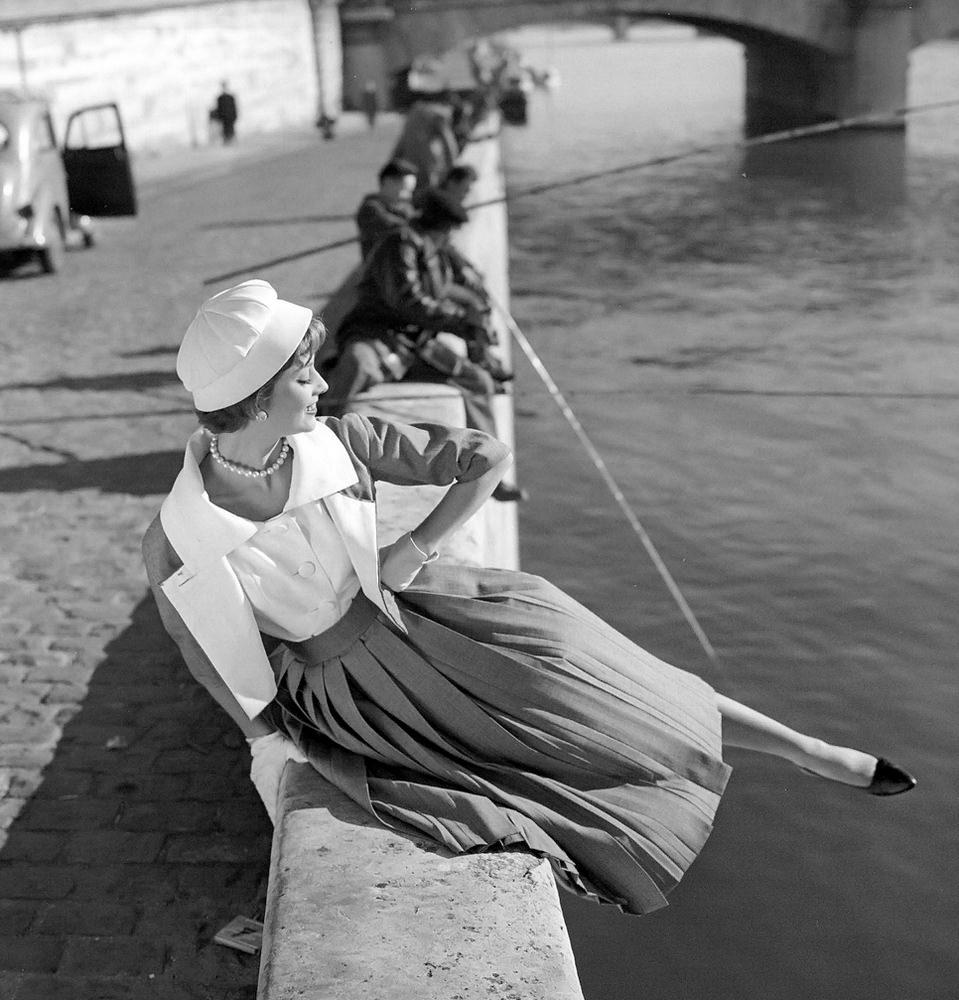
[62,103,137,217]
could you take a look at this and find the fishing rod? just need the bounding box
[202,94,959,287]
[487,293,725,675]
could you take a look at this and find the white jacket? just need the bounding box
[155,422,405,719]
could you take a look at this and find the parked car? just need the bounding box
[0,92,137,275]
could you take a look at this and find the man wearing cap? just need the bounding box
[322,189,525,502]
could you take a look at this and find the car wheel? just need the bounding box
[38,209,65,274]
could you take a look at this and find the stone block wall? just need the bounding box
[0,0,326,156]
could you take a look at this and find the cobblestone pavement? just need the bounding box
[0,113,400,999]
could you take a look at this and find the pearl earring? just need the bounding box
[255,411,268,422]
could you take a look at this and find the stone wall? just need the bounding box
[0,0,329,156]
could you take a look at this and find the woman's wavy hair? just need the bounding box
[196,317,326,434]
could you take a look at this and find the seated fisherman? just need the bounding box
[437,163,479,208]
[431,164,512,383]
[355,158,419,260]
[321,189,526,502]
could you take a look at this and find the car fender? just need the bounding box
[24,179,62,245]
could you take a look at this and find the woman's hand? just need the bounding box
[247,731,308,824]
[379,531,438,592]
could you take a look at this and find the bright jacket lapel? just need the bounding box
[156,423,404,721]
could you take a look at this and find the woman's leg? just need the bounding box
[716,694,876,787]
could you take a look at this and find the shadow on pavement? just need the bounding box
[0,593,271,998]
[0,452,183,496]
[0,371,179,394]
[119,347,178,359]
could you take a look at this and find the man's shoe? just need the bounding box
[492,483,529,503]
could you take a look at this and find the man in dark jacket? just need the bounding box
[433,163,512,383]
[322,190,524,501]
[355,159,419,260]
[214,82,238,144]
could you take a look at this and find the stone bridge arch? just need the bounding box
[340,0,921,134]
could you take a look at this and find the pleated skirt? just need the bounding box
[269,563,731,915]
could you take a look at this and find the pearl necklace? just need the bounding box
[209,435,290,478]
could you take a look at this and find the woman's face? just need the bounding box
[263,355,327,435]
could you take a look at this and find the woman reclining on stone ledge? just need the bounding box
[142,278,915,916]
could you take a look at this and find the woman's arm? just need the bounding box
[410,452,512,555]
[336,414,513,590]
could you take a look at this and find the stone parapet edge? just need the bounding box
[258,761,584,1000]
[256,125,584,1000]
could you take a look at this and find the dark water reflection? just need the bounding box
[500,24,959,1000]
[744,129,908,209]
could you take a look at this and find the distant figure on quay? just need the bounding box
[212,81,238,145]
[362,80,379,129]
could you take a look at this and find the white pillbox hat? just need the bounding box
[177,279,313,411]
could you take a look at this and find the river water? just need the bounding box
[498,24,959,1000]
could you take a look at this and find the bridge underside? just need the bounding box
[341,1,913,135]
[371,2,852,60]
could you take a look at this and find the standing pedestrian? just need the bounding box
[214,81,238,145]
[362,81,379,129]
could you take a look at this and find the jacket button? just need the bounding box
[297,561,316,577]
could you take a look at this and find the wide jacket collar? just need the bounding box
[156,420,406,720]
[160,421,360,572]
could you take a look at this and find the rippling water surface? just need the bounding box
[500,24,959,1000]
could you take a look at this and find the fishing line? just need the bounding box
[202,95,959,287]
[469,96,959,208]
[303,385,959,407]
[3,383,956,434]
[488,294,725,675]
[4,384,955,427]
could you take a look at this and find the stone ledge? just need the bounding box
[258,763,584,1000]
